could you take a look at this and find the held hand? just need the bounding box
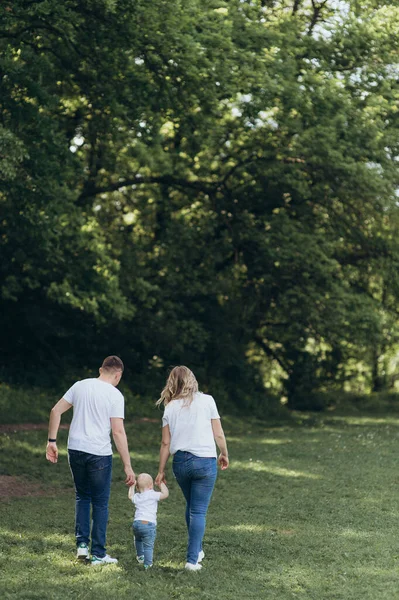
[124,466,136,486]
[46,442,58,463]
[218,453,229,470]
[155,472,166,486]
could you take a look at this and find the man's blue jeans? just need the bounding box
[133,520,157,566]
[68,450,112,558]
[173,451,217,565]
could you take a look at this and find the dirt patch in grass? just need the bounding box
[0,475,55,499]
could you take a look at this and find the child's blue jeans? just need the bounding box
[133,520,157,566]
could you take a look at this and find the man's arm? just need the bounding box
[111,417,136,485]
[155,425,171,486]
[212,419,229,470]
[46,398,72,464]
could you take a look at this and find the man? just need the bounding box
[46,355,135,565]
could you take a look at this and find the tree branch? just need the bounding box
[308,0,328,36]
[221,154,259,187]
[292,0,302,15]
[254,335,290,374]
[77,174,217,204]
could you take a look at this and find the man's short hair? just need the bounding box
[101,355,124,372]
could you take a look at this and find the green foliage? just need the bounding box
[1,0,399,409]
[0,383,53,424]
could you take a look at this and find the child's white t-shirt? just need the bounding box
[133,489,162,524]
[162,392,220,457]
[64,378,124,456]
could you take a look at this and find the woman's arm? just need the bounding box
[155,425,171,485]
[212,419,229,470]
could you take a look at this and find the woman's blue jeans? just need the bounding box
[173,451,217,565]
[68,450,112,558]
[133,520,157,566]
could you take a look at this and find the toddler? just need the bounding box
[128,472,169,568]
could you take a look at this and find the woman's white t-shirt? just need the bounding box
[162,392,220,457]
[64,378,124,456]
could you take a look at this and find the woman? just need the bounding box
[155,366,229,571]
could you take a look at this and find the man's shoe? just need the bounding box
[198,550,205,563]
[136,555,144,564]
[76,543,89,560]
[91,554,118,566]
[185,562,202,571]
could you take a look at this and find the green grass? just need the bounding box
[2,414,399,599]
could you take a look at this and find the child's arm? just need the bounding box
[128,483,136,501]
[158,482,169,500]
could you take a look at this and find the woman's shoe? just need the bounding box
[185,562,202,571]
[91,554,118,565]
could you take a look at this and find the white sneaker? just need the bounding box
[185,562,202,571]
[136,555,144,564]
[76,543,89,560]
[91,554,118,566]
[198,550,205,563]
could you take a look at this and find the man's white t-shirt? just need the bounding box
[162,392,220,458]
[64,378,124,456]
[132,489,162,524]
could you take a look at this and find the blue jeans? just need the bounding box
[133,521,157,566]
[68,450,112,558]
[173,451,217,564]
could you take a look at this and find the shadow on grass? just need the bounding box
[3,415,399,599]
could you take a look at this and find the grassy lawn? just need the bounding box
[1,413,399,599]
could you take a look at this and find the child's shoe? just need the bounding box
[143,564,152,570]
[185,562,202,571]
[136,555,144,564]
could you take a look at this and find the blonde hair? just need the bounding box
[136,473,153,493]
[156,366,199,407]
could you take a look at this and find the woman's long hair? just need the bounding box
[156,366,199,407]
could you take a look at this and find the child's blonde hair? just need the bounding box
[156,366,198,407]
[136,473,153,492]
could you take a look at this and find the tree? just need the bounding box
[1,0,399,410]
